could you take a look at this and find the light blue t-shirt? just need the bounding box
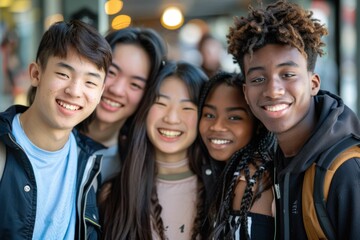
[12,114,78,239]
[97,145,120,184]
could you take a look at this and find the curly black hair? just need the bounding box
[227,0,328,73]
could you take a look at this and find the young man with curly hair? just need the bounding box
[227,0,360,239]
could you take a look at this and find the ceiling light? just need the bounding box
[161,6,184,30]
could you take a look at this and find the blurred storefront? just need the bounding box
[0,0,358,115]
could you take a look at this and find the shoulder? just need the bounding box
[331,157,360,190]
[72,129,106,153]
[0,105,27,126]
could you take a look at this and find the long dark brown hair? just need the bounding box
[99,61,208,240]
[75,27,167,137]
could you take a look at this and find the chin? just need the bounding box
[211,155,228,162]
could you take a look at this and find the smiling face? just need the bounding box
[146,76,198,162]
[96,43,151,126]
[199,83,255,161]
[29,50,105,130]
[243,44,320,137]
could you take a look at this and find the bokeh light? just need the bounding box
[111,14,131,30]
[105,0,123,15]
[161,6,184,30]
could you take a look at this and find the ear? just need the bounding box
[310,73,321,96]
[29,62,41,87]
[243,84,249,104]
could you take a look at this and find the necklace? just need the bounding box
[156,158,189,169]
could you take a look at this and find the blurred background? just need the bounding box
[0,0,358,115]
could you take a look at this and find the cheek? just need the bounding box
[199,119,207,137]
[44,80,64,96]
[129,91,145,109]
[146,107,158,128]
[186,113,199,137]
[199,118,210,143]
[235,123,255,147]
[243,88,253,105]
[87,89,104,103]
[103,78,115,91]
[187,113,198,127]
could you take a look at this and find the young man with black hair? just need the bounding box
[0,20,112,239]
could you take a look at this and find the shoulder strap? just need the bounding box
[302,135,360,240]
[0,141,6,181]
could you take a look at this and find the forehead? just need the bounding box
[111,43,151,73]
[47,53,106,79]
[112,43,149,62]
[159,76,189,96]
[244,44,307,71]
[206,83,247,107]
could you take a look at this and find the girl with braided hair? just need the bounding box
[199,72,276,239]
[228,0,360,239]
[98,60,208,240]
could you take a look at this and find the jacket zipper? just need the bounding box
[78,154,102,239]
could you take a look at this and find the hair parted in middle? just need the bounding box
[198,71,277,239]
[99,60,208,240]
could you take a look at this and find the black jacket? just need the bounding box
[0,105,105,239]
[274,90,360,239]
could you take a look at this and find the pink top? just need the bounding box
[152,172,198,240]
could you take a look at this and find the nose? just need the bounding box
[65,79,82,98]
[107,77,127,97]
[263,76,285,98]
[163,107,181,124]
[209,118,227,132]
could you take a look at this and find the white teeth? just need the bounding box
[57,100,80,111]
[102,98,122,108]
[265,104,288,112]
[159,129,182,137]
[210,139,231,145]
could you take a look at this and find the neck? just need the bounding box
[20,111,71,151]
[157,158,190,175]
[277,101,318,157]
[86,118,123,147]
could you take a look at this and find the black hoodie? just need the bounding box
[274,90,360,239]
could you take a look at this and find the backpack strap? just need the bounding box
[302,135,360,240]
[0,141,6,181]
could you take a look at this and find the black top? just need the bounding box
[225,211,275,240]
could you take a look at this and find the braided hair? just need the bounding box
[227,0,328,74]
[209,123,275,239]
[199,72,276,239]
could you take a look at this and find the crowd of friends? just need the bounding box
[0,0,359,239]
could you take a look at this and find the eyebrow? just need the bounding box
[57,61,102,79]
[158,94,193,103]
[203,103,247,112]
[246,60,299,75]
[111,62,147,83]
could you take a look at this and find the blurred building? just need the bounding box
[0,0,358,115]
